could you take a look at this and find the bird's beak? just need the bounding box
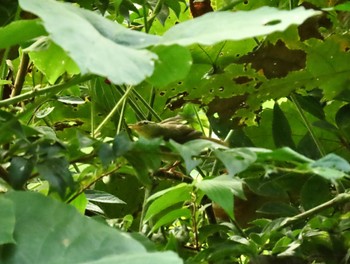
[128,123,138,131]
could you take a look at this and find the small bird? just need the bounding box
[128,116,203,143]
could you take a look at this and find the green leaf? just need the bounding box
[98,142,115,167]
[272,236,293,254]
[85,189,126,204]
[19,0,159,85]
[301,176,332,211]
[257,202,299,217]
[161,7,320,46]
[293,94,325,120]
[57,96,85,105]
[0,110,25,144]
[305,38,350,100]
[29,41,80,84]
[335,104,350,141]
[0,19,47,49]
[214,148,257,176]
[0,0,17,26]
[169,139,223,173]
[36,143,74,197]
[151,208,191,232]
[69,192,87,214]
[1,191,182,263]
[113,132,133,157]
[257,147,313,164]
[309,167,347,182]
[0,197,15,245]
[147,45,192,87]
[70,252,182,264]
[334,2,350,11]
[272,102,295,149]
[125,137,163,186]
[8,157,34,189]
[0,80,12,85]
[144,183,192,222]
[312,153,350,173]
[196,175,245,220]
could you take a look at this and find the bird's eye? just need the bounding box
[139,120,150,125]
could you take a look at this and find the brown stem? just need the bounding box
[11,53,30,98]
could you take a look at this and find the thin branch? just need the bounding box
[95,85,134,134]
[0,75,93,107]
[11,53,30,98]
[290,93,326,157]
[67,163,123,203]
[277,192,350,230]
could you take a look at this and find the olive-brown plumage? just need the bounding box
[128,116,202,143]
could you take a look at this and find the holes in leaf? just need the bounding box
[159,91,165,96]
[264,19,281,26]
[178,81,183,85]
[243,0,248,4]
[219,87,224,92]
[233,76,252,84]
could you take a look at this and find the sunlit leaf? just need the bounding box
[85,189,126,204]
[148,45,192,87]
[161,7,320,46]
[151,208,191,232]
[145,183,192,222]
[0,19,47,49]
[29,41,80,84]
[19,0,159,85]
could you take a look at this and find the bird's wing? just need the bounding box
[160,115,187,125]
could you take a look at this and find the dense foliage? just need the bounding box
[1,0,350,263]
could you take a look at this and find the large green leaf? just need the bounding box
[160,7,320,46]
[29,41,80,84]
[196,175,244,220]
[0,197,15,245]
[0,191,182,264]
[301,176,332,211]
[144,183,192,222]
[305,38,350,100]
[272,102,295,149]
[0,19,47,49]
[124,137,163,186]
[19,0,159,85]
[147,45,192,87]
[214,148,257,176]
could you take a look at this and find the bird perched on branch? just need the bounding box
[128,116,203,144]
[129,115,227,146]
